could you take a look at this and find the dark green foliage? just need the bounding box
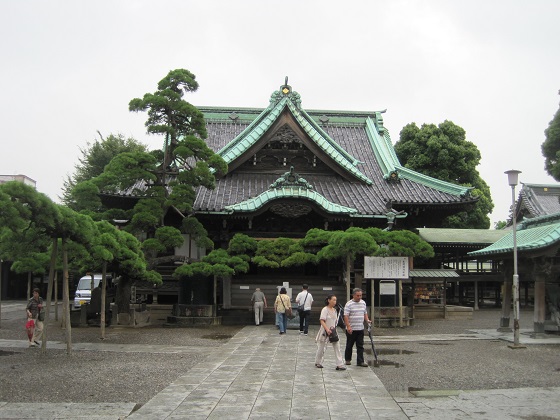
[227,234,258,260]
[252,238,299,268]
[318,228,379,261]
[542,94,560,180]
[494,220,507,230]
[155,226,184,249]
[63,133,147,207]
[366,228,434,258]
[395,120,493,228]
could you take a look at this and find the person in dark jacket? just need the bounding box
[26,288,44,347]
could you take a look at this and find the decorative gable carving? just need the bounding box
[267,125,303,148]
[238,123,331,173]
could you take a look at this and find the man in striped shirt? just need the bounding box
[343,288,371,367]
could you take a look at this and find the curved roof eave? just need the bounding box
[468,222,560,257]
[224,186,359,215]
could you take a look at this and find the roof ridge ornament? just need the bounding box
[270,166,313,190]
[270,76,302,109]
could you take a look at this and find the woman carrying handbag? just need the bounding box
[314,294,346,370]
[274,287,292,335]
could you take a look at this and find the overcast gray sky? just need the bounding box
[1,0,559,227]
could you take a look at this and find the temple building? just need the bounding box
[100,80,481,323]
[469,183,560,334]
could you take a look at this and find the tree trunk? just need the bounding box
[213,275,217,317]
[41,237,58,353]
[27,272,32,300]
[62,238,72,355]
[100,262,107,339]
[54,271,59,321]
[116,276,131,314]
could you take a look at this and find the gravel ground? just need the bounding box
[1,304,559,406]
[0,306,242,406]
[371,307,560,395]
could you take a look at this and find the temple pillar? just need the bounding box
[498,267,513,332]
[532,257,551,334]
[222,276,231,309]
[474,280,479,310]
[533,278,546,333]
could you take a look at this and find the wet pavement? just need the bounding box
[1,324,560,419]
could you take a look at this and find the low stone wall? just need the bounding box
[165,304,222,327]
[116,310,150,327]
[165,316,222,326]
[414,305,473,320]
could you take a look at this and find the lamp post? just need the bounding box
[505,169,522,347]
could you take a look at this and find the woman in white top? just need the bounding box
[314,295,346,370]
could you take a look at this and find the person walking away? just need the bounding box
[343,288,371,366]
[295,284,313,335]
[274,287,291,334]
[26,288,44,347]
[315,295,346,370]
[251,287,267,326]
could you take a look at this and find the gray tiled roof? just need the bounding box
[105,87,477,220]
[517,183,560,219]
[195,118,476,216]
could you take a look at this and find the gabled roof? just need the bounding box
[516,183,560,220]
[194,81,478,218]
[469,213,560,257]
[217,89,372,185]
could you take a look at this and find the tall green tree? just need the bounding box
[66,69,228,305]
[63,133,147,208]
[66,69,228,308]
[80,69,227,258]
[394,120,493,229]
[542,91,560,180]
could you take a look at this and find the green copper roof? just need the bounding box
[396,167,472,197]
[365,116,401,176]
[418,228,509,244]
[224,187,358,215]
[223,167,358,215]
[216,86,372,185]
[468,222,560,257]
[363,117,471,197]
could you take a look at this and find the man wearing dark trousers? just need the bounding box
[343,288,371,366]
[295,284,313,335]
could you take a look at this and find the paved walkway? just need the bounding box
[1,325,560,419]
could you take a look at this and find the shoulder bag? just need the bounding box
[280,295,295,319]
[297,292,308,313]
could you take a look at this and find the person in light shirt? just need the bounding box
[295,284,313,335]
[343,288,371,367]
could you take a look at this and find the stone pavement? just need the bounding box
[1,325,560,419]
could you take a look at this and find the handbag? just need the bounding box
[37,310,45,322]
[297,292,309,312]
[280,295,295,319]
[328,326,339,342]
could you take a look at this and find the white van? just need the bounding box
[73,274,112,309]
